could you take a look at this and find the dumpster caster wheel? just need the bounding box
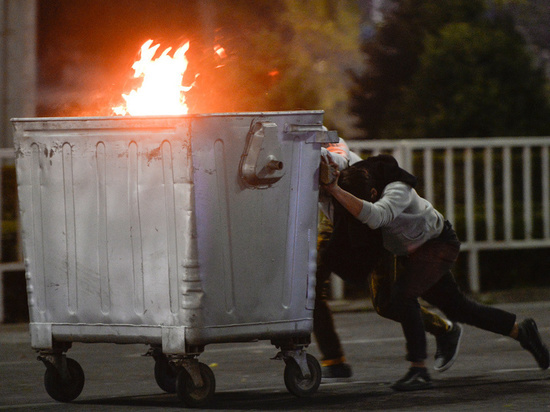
[44,358,85,402]
[284,353,321,397]
[154,355,176,393]
[176,362,215,408]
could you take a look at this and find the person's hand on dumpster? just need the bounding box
[320,152,340,189]
[321,156,364,219]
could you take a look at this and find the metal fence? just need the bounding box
[346,136,550,294]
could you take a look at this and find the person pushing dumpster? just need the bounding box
[315,141,462,381]
[321,153,550,391]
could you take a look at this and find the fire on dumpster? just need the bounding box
[112,40,199,116]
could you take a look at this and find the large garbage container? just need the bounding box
[13,111,336,407]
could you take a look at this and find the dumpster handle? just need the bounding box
[239,121,285,188]
[284,124,339,144]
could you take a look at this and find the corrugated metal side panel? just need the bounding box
[14,120,196,327]
[190,113,322,340]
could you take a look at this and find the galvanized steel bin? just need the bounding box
[13,111,336,406]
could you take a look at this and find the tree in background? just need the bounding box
[191,0,363,137]
[272,0,363,135]
[349,0,550,139]
[397,19,550,138]
[503,0,550,80]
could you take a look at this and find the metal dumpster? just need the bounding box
[13,111,336,407]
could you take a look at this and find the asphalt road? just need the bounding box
[1,301,549,411]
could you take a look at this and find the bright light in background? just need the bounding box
[112,40,195,116]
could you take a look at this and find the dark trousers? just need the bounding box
[389,222,517,362]
[313,214,451,362]
[314,215,345,362]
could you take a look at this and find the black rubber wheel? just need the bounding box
[154,355,177,393]
[176,362,216,408]
[283,353,321,397]
[44,358,85,402]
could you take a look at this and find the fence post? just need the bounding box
[330,274,345,300]
[543,146,550,239]
[444,148,455,224]
[0,155,3,263]
[468,249,480,293]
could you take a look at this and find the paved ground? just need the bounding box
[0,300,549,411]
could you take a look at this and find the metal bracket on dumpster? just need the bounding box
[38,352,71,381]
[272,349,311,378]
[240,121,285,188]
[30,322,54,349]
[284,124,339,144]
[179,358,204,388]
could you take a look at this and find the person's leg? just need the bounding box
[370,253,461,373]
[389,238,460,391]
[313,214,351,378]
[389,269,428,364]
[388,273,433,391]
[369,253,396,318]
[371,254,449,335]
[372,254,428,362]
[422,270,549,370]
[313,275,345,363]
[422,271,516,335]
[420,307,451,336]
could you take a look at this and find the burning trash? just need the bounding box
[112,40,196,116]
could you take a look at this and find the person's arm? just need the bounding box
[323,164,412,228]
[326,184,365,218]
[356,184,410,228]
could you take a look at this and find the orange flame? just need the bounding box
[113,40,195,116]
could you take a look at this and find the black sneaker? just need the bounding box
[434,323,463,372]
[517,318,550,370]
[321,362,352,379]
[391,367,433,391]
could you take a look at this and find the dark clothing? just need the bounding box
[369,258,450,338]
[323,201,385,285]
[314,161,453,362]
[353,154,418,194]
[389,221,516,362]
[314,214,346,361]
[332,159,518,363]
[313,213,450,362]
